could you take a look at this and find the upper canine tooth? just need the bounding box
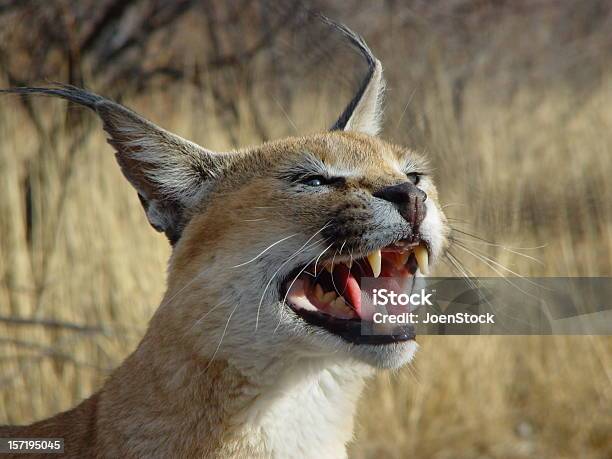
[344,259,353,269]
[414,244,429,274]
[367,250,382,278]
[324,263,334,273]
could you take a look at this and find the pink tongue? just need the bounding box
[333,264,362,317]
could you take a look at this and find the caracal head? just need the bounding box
[3,18,448,370]
[172,130,448,369]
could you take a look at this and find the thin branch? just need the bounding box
[0,338,109,371]
[0,315,140,335]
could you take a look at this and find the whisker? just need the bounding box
[190,301,226,330]
[274,246,333,335]
[446,250,532,327]
[450,236,545,265]
[328,241,351,295]
[157,266,210,311]
[329,246,345,297]
[313,242,335,276]
[445,217,471,224]
[445,250,480,293]
[255,222,331,331]
[451,242,546,297]
[241,218,268,222]
[282,251,325,308]
[452,241,524,278]
[450,227,547,251]
[202,302,240,373]
[444,250,513,320]
[231,233,298,268]
[451,226,548,250]
[449,226,496,243]
[441,203,469,210]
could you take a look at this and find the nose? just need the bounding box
[373,181,427,229]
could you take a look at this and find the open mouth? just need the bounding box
[282,240,429,345]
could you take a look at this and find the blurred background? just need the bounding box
[0,1,610,457]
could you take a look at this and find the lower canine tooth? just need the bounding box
[333,297,347,310]
[367,250,382,278]
[332,297,353,315]
[322,291,337,303]
[414,244,429,274]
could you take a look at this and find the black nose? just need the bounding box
[373,181,427,228]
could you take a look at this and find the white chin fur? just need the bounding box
[341,339,418,370]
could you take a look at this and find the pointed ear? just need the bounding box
[2,85,228,244]
[327,19,386,136]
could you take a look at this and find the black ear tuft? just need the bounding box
[320,16,386,136]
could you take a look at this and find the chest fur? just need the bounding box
[227,363,371,458]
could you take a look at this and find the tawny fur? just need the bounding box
[0,19,448,459]
[1,133,442,459]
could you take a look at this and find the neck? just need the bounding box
[94,323,373,458]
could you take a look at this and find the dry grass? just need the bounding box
[1,11,611,458]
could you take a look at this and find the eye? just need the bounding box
[406,172,421,185]
[301,175,327,187]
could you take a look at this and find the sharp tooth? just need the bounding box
[314,284,324,301]
[332,296,347,311]
[398,252,410,266]
[367,250,382,278]
[344,259,353,269]
[333,297,354,316]
[414,244,429,274]
[324,263,334,273]
[322,291,337,303]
